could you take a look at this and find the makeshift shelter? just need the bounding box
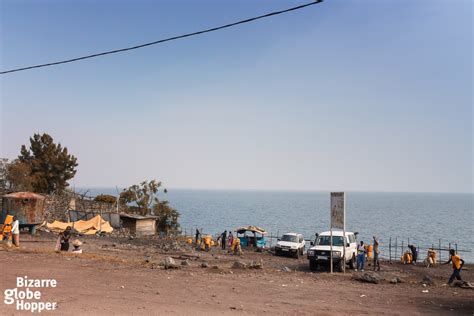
[120,213,157,236]
[1,192,46,234]
[46,215,113,235]
[235,225,267,248]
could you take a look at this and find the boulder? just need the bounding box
[164,257,179,269]
[352,272,381,284]
[249,260,263,269]
[232,261,248,269]
[390,277,402,284]
[422,275,434,286]
[181,259,191,266]
[201,262,210,268]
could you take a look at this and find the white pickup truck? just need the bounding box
[306,231,358,272]
[275,233,305,258]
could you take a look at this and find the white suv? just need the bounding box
[307,231,357,272]
[275,233,305,258]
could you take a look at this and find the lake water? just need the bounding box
[86,188,473,262]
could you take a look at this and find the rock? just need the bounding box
[232,261,248,269]
[280,266,291,272]
[352,272,381,284]
[453,281,474,289]
[212,265,219,269]
[164,257,179,269]
[201,262,210,268]
[181,259,191,266]
[249,259,263,269]
[390,277,402,284]
[422,275,434,286]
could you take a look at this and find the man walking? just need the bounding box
[373,236,380,271]
[444,249,465,285]
[221,230,227,250]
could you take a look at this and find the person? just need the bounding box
[11,216,20,247]
[425,248,437,268]
[195,229,201,244]
[444,249,465,285]
[373,236,380,271]
[58,226,73,251]
[221,230,227,250]
[356,241,366,271]
[408,244,418,265]
[228,231,234,248]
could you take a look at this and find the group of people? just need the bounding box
[217,230,235,250]
[55,226,83,253]
[355,236,466,286]
[355,236,381,272]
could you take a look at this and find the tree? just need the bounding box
[5,160,35,191]
[153,200,180,233]
[120,180,161,216]
[18,133,78,194]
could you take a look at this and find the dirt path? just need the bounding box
[0,235,472,315]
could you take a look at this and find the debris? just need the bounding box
[212,265,219,270]
[201,262,210,268]
[181,259,191,266]
[453,281,474,290]
[360,295,367,298]
[248,259,263,269]
[163,257,179,269]
[422,275,434,286]
[422,290,429,293]
[280,266,291,272]
[232,261,247,269]
[390,277,402,284]
[352,272,381,284]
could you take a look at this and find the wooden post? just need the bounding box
[389,236,392,262]
[455,243,458,253]
[395,237,398,261]
[438,239,441,264]
[401,240,404,260]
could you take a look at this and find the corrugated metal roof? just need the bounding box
[3,192,45,200]
[119,213,158,220]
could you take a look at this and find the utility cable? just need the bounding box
[1,0,323,75]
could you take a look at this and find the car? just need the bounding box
[275,233,305,258]
[306,231,357,272]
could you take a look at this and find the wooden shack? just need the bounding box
[119,213,157,236]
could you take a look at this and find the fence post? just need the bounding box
[438,239,442,264]
[395,237,398,261]
[455,243,458,253]
[401,240,404,259]
[389,236,392,262]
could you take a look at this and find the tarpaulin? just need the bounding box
[46,215,113,235]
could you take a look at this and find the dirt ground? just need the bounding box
[1,232,473,315]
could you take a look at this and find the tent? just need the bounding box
[46,215,113,235]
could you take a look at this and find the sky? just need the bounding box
[0,0,472,193]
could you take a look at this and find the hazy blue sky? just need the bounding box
[1,0,472,193]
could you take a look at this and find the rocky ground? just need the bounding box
[0,232,473,315]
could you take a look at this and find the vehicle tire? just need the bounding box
[275,250,280,256]
[309,261,318,272]
[295,250,300,259]
[349,254,356,269]
[335,262,343,272]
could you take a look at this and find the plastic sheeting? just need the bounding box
[46,215,113,235]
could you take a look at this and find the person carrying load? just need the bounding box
[443,249,465,286]
[401,250,412,264]
[425,248,437,268]
[0,215,14,247]
[231,237,242,256]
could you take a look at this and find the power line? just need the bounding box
[1,1,323,75]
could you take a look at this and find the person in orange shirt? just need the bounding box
[444,249,465,285]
